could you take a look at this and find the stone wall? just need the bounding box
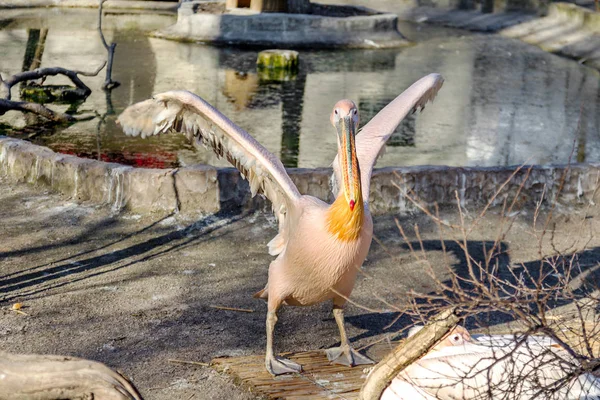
[2,136,599,216]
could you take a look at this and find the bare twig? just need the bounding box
[168,359,210,367]
[209,305,254,313]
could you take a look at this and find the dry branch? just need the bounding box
[0,99,94,123]
[209,305,255,313]
[351,158,600,399]
[0,63,105,101]
[0,99,76,122]
[168,358,210,367]
[359,308,460,400]
[0,64,103,122]
[98,0,120,90]
[0,352,143,400]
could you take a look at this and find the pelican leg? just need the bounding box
[326,306,374,367]
[265,310,302,376]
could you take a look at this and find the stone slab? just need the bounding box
[0,136,220,216]
[405,7,537,32]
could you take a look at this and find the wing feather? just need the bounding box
[118,91,301,254]
[332,74,444,202]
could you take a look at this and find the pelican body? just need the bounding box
[117,74,444,375]
[383,326,600,400]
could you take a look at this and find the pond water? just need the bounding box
[1,7,599,169]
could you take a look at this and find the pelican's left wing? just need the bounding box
[118,90,302,229]
[332,74,444,202]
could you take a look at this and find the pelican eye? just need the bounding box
[334,109,339,116]
[450,334,463,345]
[352,109,357,116]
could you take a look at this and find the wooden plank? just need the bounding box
[211,342,400,399]
[213,324,600,399]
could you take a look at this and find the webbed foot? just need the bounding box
[266,356,302,376]
[326,344,374,367]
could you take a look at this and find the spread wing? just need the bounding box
[332,73,444,202]
[117,90,302,255]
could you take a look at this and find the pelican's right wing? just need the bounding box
[118,91,302,248]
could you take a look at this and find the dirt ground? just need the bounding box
[1,175,599,399]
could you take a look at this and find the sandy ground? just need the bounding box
[1,175,599,399]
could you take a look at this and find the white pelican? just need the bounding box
[382,325,600,399]
[117,73,444,375]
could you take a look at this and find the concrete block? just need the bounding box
[174,164,220,214]
[125,167,178,214]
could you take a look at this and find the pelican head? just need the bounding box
[435,326,474,350]
[408,325,475,352]
[331,99,360,211]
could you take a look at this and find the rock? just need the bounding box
[256,49,299,82]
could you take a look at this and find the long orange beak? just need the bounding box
[336,115,360,211]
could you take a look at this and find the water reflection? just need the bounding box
[0,9,599,169]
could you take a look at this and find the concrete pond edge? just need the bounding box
[2,136,599,217]
[0,0,178,11]
[151,1,410,49]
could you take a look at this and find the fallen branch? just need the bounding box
[0,98,76,122]
[0,99,94,123]
[0,63,104,123]
[0,63,105,100]
[0,61,106,123]
[0,352,143,400]
[359,308,460,400]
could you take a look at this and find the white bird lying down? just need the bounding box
[381,326,600,400]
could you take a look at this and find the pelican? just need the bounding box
[117,73,444,376]
[382,325,600,400]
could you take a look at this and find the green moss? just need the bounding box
[256,50,299,82]
[20,84,88,104]
[257,50,299,69]
[257,68,298,82]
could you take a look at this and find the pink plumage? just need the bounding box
[117,74,445,376]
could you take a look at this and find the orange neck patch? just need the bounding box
[326,194,364,242]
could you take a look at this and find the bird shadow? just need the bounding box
[0,209,247,304]
[345,239,600,343]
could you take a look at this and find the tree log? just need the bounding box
[0,99,78,122]
[0,352,143,400]
[359,308,461,400]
